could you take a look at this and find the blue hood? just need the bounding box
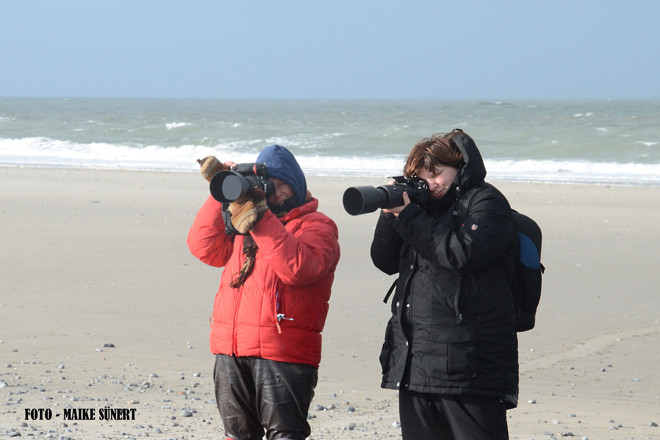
[256,145,307,205]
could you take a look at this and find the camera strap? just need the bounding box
[222,203,243,236]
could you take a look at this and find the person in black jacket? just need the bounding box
[370,129,518,440]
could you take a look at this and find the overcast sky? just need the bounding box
[2,0,658,100]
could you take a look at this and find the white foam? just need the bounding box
[1,137,659,186]
[165,122,193,130]
[484,159,660,185]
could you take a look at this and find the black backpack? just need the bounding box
[382,193,545,332]
[452,184,545,332]
[511,210,545,332]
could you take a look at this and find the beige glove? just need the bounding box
[228,189,269,234]
[197,156,227,182]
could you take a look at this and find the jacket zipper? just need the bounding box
[452,185,464,325]
[232,284,244,355]
[454,279,464,325]
[274,287,293,334]
[274,289,282,334]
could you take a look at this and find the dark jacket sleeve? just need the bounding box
[370,210,404,275]
[393,188,514,274]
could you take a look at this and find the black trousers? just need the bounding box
[399,390,509,440]
[213,354,318,440]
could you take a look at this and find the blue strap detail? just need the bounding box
[519,233,541,270]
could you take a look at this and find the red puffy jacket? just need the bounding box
[187,195,340,368]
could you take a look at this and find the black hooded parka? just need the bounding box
[371,132,519,408]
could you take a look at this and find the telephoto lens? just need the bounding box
[342,184,407,215]
[343,176,429,215]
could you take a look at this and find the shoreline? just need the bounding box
[1,167,659,439]
[3,164,660,188]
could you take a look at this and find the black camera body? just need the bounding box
[210,163,274,203]
[342,176,430,215]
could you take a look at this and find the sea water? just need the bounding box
[1,97,659,185]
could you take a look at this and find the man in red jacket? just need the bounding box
[188,145,340,440]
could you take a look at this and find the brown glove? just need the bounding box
[197,156,227,182]
[228,189,269,234]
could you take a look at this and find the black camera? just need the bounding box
[210,163,274,203]
[342,176,430,215]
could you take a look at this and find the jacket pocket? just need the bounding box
[420,326,477,381]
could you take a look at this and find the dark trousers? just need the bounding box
[213,354,318,440]
[399,390,509,440]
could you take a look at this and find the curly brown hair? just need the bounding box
[403,130,465,178]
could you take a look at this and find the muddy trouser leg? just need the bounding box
[253,357,318,440]
[399,389,509,440]
[214,354,264,440]
[214,354,318,440]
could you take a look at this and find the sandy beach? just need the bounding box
[1,166,659,439]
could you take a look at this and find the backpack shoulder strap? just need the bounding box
[382,278,398,304]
